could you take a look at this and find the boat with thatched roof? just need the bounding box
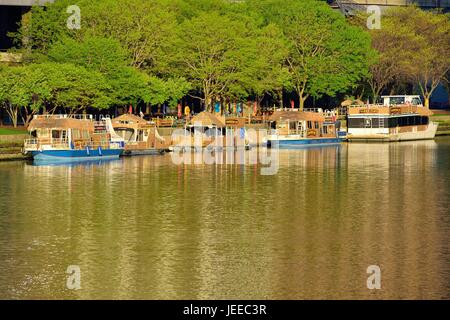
[171,111,250,150]
[265,110,343,148]
[24,115,125,162]
[111,114,168,156]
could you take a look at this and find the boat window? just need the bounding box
[52,130,61,139]
[390,97,405,105]
[388,116,429,127]
[412,97,422,106]
[37,129,50,138]
[314,122,319,129]
[72,129,80,140]
[307,121,313,129]
[289,122,296,130]
[323,126,328,134]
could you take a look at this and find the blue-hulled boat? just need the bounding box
[24,115,125,162]
[265,110,343,148]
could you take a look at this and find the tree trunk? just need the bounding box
[296,85,308,112]
[278,89,283,108]
[424,96,430,109]
[21,106,36,128]
[299,95,306,112]
[5,103,18,128]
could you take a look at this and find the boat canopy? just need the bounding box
[111,114,154,130]
[189,112,225,127]
[112,114,149,125]
[28,117,93,132]
[268,111,325,122]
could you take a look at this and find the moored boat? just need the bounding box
[265,110,343,148]
[111,114,169,156]
[24,115,125,162]
[346,95,438,142]
[172,112,250,150]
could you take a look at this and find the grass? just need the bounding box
[0,127,28,135]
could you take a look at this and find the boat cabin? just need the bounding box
[268,111,339,139]
[25,114,115,151]
[346,95,437,141]
[111,114,169,151]
[380,95,423,107]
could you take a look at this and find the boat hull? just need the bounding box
[31,149,123,162]
[268,137,343,149]
[347,122,438,142]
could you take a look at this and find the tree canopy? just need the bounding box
[2,0,447,120]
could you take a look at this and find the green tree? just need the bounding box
[81,0,177,72]
[27,62,113,114]
[247,24,290,109]
[393,7,450,108]
[170,11,260,110]
[250,0,375,110]
[48,36,190,108]
[11,0,78,54]
[0,66,30,127]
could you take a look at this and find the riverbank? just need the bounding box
[0,140,30,162]
[0,128,30,161]
[431,112,450,136]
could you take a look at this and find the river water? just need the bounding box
[0,138,449,299]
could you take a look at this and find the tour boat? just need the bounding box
[346,95,438,142]
[172,112,250,150]
[111,114,168,156]
[265,110,343,148]
[24,115,125,162]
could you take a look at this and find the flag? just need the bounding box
[177,104,182,118]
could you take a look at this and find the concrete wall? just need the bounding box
[0,134,27,144]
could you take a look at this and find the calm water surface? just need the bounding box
[0,138,449,299]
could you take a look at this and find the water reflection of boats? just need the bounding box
[24,115,125,162]
[31,158,122,167]
[111,114,169,156]
[265,110,343,148]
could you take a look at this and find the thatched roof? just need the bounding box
[189,112,225,127]
[112,114,147,125]
[268,111,324,122]
[341,99,353,107]
[28,117,93,131]
[341,99,365,107]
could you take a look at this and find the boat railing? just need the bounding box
[303,108,324,113]
[33,114,94,121]
[24,139,39,150]
[347,104,421,115]
[24,138,70,150]
[276,128,306,136]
